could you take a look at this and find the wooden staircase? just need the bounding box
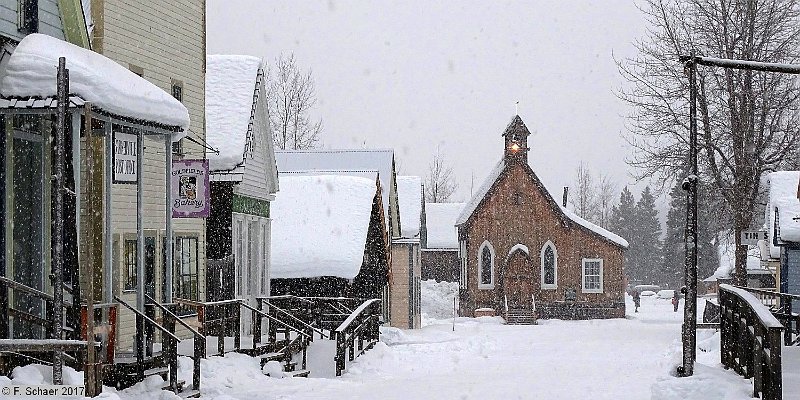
[505,308,537,325]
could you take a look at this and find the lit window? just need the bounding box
[582,258,603,293]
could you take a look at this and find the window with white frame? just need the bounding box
[582,258,603,293]
[459,240,467,289]
[261,223,268,295]
[247,220,259,296]
[541,241,557,289]
[235,220,244,296]
[478,241,495,289]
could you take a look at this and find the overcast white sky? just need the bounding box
[207,0,655,207]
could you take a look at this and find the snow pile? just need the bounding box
[424,203,464,249]
[765,171,800,257]
[712,234,764,280]
[395,175,422,238]
[421,279,459,321]
[271,175,376,279]
[205,55,262,171]
[0,34,189,128]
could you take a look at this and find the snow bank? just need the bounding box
[205,55,262,171]
[713,234,764,279]
[0,34,189,128]
[396,175,422,238]
[424,203,464,249]
[421,279,459,321]
[271,175,377,279]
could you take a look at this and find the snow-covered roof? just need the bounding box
[425,203,465,249]
[271,175,378,279]
[560,206,629,248]
[205,55,262,171]
[455,159,505,226]
[455,157,628,248]
[0,34,189,129]
[396,176,422,239]
[711,235,766,280]
[765,171,800,257]
[275,149,395,224]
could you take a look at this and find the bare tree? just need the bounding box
[617,0,800,285]
[569,162,598,221]
[596,173,618,228]
[267,53,323,150]
[425,148,459,203]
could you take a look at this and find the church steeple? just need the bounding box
[503,115,531,163]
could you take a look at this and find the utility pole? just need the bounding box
[52,56,67,385]
[679,53,699,377]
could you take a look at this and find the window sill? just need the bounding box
[477,284,494,290]
[541,284,557,290]
[582,289,603,294]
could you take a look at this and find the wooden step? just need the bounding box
[286,369,310,378]
[142,366,169,377]
[259,352,286,367]
[283,361,297,372]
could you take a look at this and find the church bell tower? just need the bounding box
[503,115,531,164]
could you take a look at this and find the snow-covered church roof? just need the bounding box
[455,157,628,248]
[425,203,465,249]
[765,171,800,258]
[205,55,263,171]
[0,34,189,129]
[271,175,378,280]
[396,176,423,239]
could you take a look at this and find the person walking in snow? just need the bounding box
[633,290,641,313]
[672,290,679,312]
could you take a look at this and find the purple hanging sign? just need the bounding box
[171,159,210,218]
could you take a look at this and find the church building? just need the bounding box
[456,116,628,322]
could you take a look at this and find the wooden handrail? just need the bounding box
[144,294,204,339]
[259,299,327,338]
[336,299,381,333]
[113,295,180,342]
[0,276,69,306]
[239,301,315,339]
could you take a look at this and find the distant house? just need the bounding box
[275,149,398,320]
[763,171,800,307]
[390,176,425,329]
[421,203,464,282]
[205,55,279,334]
[456,116,628,322]
[270,174,389,301]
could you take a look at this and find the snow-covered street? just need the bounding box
[0,285,759,400]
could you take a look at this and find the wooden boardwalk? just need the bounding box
[785,346,800,397]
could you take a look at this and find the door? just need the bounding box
[503,251,534,310]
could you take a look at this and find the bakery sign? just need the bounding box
[171,159,210,218]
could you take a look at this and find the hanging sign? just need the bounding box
[741,230,768,246]
[171,159,210,218]
[113,132,138,183]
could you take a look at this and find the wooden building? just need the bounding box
[421,202,464,282]
[205,55,279,333]
[390,176,425,329]
[456,116,628,322]
[270,174,389,301]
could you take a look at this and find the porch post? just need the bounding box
[165,136,173,302]
[136,129,144,313]
[103,122,113,304]
[52,57,67,385]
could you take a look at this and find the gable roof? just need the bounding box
[456,158,628,249]
[271,174,379,279]
[275,149,395,224]
[396,176,423,239]
[765,171,800,257]
[426,202,465,249]
[205,55,263,172]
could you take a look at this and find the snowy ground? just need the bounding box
[0,281,760,399]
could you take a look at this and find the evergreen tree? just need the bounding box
[609,187,638,281]
[634,186,662,284]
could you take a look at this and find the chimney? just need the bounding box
[562,186,569,207]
